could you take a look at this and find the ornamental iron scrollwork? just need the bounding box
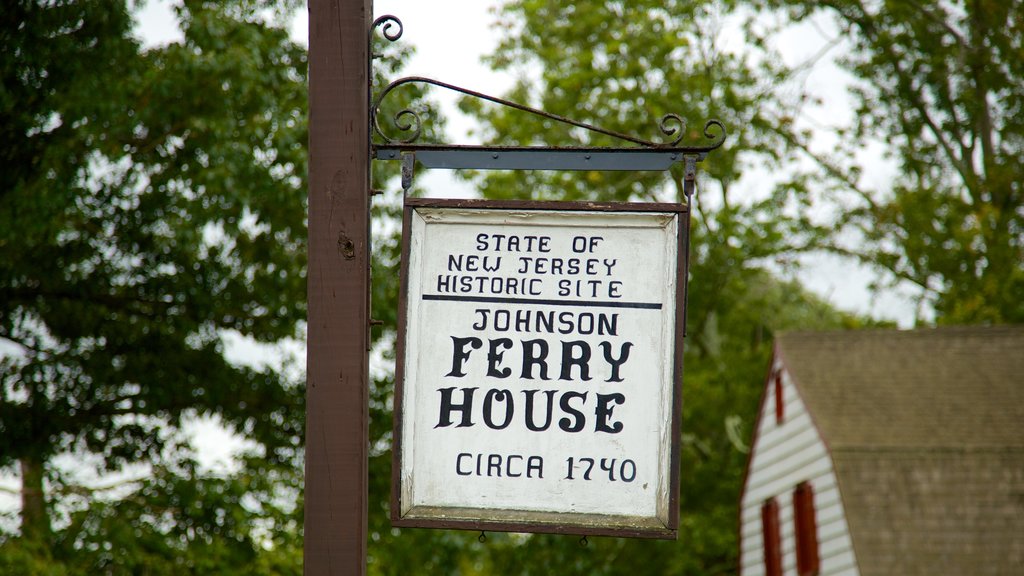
[372,14,403,42]
[372,76,726,153]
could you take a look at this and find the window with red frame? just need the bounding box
[774,371,785,424]
[761,498,782,576]
[793,481,820,576]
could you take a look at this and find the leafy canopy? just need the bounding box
[1,0,308,571]
[361,2,872,575]
[753,0,1024,323]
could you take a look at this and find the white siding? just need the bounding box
[738,361,859,576]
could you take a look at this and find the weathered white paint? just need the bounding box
[739,360,860,576]
[397,207,682,533]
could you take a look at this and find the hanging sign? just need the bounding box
[392,198,687,538]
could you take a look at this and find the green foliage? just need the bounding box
[9,0,1012,572]
[1,0,440,571]
[460,0,806,203]
[1,457,303,575]
[0,0,309,569]
[754,0,1024,323]
[54,459,301,575]
[360,2,873,575]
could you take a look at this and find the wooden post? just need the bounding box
[305,0,371,574]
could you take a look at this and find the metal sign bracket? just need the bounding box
[370,16,725,191]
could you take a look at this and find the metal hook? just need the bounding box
[401,152,415,196]
[478,531,487,543]
[579,535,589,547]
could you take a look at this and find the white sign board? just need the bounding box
[392,199,686,538]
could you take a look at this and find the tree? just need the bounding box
[755,0,1024,323]
[1,1,443,571]
[1,0,308,570]
[361,1,876,574]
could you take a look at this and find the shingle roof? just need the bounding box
[776,326,1024,576]
[777,326,1024,448]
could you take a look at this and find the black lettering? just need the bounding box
[577,312,594,335]
[559,340,592,381]
[515,309,531,332]
[580,457,595,480]
[621,460,636,482]
[506,455,523,478]
[488,454,502,477]
[486,338,513,378]
[472,309,489,330]
[456,453,473,475]
[595,392,625,433]
[482,256,501,272]
[523,389,556,431]
[600,341,633,382]
[600,458,616,481]
[557,311,574,334]
[598,313,618,336]
[494,310,510,331]
[447,336,482,377]
[437,274,452,292]
[536,310,554,332]
[436,387,477,428]
[520,339,550,380]
[527,456,544,478]
[558,391,588,432]
[483,389,514,429]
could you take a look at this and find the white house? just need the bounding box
[738,326,1024,576]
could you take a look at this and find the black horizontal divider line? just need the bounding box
[422,294,662,310]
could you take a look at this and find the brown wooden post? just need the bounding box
[305,0,371,574]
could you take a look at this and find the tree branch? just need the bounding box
[822,241,934,293]
[847,0,979,194]
[904,0,969,50]
[771,123,879,211]
[2,286,175,318]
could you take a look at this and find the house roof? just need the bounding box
[777,326,1024,449]
[776,326,1024,575]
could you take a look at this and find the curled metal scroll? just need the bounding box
[698,119,727,150]
[372,15,403,42]
[372,76,727,151]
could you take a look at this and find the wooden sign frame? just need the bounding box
[391,198,688,539]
